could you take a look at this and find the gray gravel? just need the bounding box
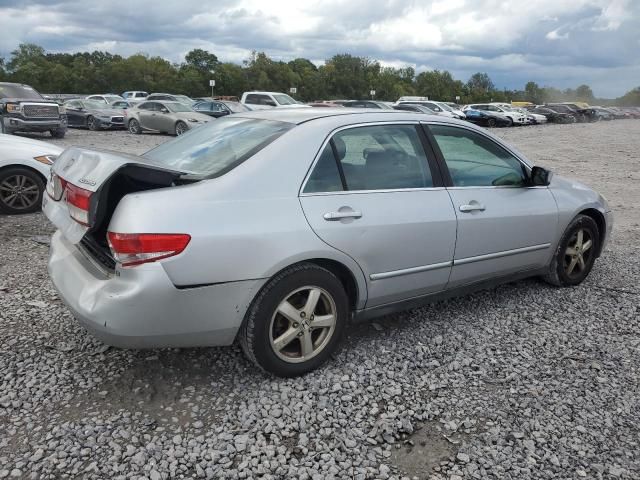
[1,121,639,479]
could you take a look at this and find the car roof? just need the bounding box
[232,108,462,125]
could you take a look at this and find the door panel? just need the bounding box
[300,191,457,306]
[300,123,456,307]
[426,123,559,286]
[446,187,557,286]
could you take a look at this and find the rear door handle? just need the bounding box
[459,203,486,213]
[323,211,362,221]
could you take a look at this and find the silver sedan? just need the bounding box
[125,100,211,136]
[43,110,612,376]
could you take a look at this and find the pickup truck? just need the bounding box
[0,82,67,138]
[240,91,309,110]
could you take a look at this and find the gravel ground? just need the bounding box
[0,121,639,479]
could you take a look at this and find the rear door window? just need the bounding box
[304,124,434,193]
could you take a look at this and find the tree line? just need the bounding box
[1,43,638,106]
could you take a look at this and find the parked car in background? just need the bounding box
[396,100,457,118]
[432,101,466,120]
[546,103,593,123]
[591,107,615,121]
[621,107,640,118]
[0,82,67,138]
[121,91,149,104]
[86,94,124,105]
[240,91,309,110]
[42,109,612,376]
[526,106,575,124]
[308,102,345,108]
[342,100,394,109]
[464,104,528,126]
[463,108,512,127]
[111,100,133,110]
[0,133,63,214]
[512,107,547,124]
[125,100,211,135]
[192,100,251,118]
[146,93,196,106]
[64,99,126,130]
[393,104,437,115]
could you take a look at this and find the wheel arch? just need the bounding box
[0,163,48,185]
[261,257,365,313]
[578,208,606,256]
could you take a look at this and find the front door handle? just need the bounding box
[323,210,362,221]
[459,203,486,213]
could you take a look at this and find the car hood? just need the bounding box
[87,108,124,116]
[0,133,64,155]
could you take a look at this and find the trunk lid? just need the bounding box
[43,146,187,247]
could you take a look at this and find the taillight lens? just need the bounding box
[107,232,191,267]
[65,182,93,226]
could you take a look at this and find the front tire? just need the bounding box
[0,167,45,214]
[487,118,497,128]
[239,263,349,377]
[50,128,66,138]
[175,121,188,136]
[544,215,600,287]
[87,116,100,131]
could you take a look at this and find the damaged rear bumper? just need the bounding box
[48,230,265,348]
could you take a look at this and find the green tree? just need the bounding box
[574,84,594,102]
[466,72,495,101]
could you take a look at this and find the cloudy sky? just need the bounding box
[1,0,638,97]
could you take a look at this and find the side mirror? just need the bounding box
[160,108,169,114]
[530,166,552,186]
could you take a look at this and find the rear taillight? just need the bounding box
[107,232,191,267]
[65,182,93,226]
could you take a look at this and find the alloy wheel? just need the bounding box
[0,174,40,210]
[563,228,594,278]
[175,122,187,136]
[269,286,337,364]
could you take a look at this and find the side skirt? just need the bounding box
[352,267,548,323]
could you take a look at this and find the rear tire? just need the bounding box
[543,215,600,287]
[0,167,45,215]
[128,119,141,134]
[239,263,349,377]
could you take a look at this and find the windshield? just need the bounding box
[166,103,192,113]
[416,105,435,114]
[273,94,297,105]
[104,95,122,103]
[0,84,44,100]
[434,102,452,112]
[143,117,293,177]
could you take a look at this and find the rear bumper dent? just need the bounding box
[48,230,264,348]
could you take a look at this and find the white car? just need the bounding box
[432,101,466,120]
[463,104,528,126]
[0,134,63,214]
[121,91,149,104]
[513,107,547,124]
[86,94,124,105]
[240,91,310,110]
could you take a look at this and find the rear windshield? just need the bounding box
[0,84,44,100]
[143,117,293,177]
